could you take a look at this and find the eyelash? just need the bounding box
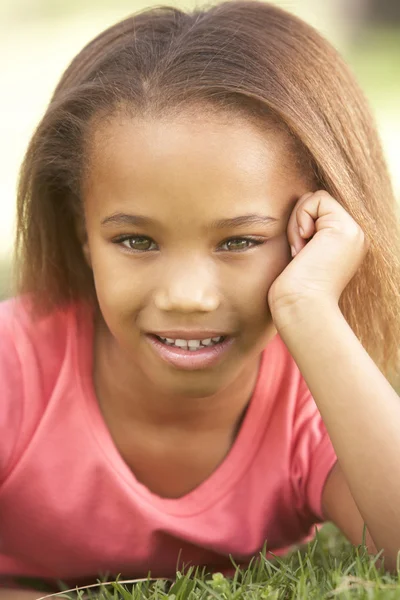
[112,234,266,254]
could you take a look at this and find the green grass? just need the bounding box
[20,525,400,600]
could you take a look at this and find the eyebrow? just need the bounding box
[101,212,278,229]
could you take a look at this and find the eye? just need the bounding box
[112,235,265,253]
[219,237,265,252]
[114,235,157,252]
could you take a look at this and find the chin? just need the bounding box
[154,370,232,400]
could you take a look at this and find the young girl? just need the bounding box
[1,0,400,597]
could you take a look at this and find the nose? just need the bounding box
[154,256,220,313]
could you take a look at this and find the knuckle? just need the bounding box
[311,190,332,204]
[354,222,364,239]
[314,189,331,199]
[345,220,365,244]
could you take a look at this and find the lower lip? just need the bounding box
[146,335,235,370]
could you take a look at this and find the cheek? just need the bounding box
[89,247,145,321]
[98,277,145,319]
[266,235,292,281]
[236,235,291,295]
[230,236,291,320]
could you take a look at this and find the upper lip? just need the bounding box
[149,331,229,340]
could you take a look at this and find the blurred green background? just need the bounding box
[0,0,399,300]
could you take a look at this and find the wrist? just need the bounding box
[270,294,342,334]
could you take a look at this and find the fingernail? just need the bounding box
[291,245,297,257]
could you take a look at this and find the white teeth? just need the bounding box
[188,340,201,349]
[157,335,224,349]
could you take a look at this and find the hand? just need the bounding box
[268,190,369,318]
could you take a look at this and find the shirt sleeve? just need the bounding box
[0,320,23,483]
[290,378,338,524]
[0,298,72,486]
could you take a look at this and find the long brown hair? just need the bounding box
[14,0,400,382]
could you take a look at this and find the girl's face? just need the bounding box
[82,111,311,398]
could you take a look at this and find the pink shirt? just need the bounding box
[0,296,337,586]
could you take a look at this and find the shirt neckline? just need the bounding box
[75,302,280,517]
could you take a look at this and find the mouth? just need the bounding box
[151,334,228,351]
[145,333,234,370]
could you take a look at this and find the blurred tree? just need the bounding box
[342,0,400,26]
[367,0,400,23]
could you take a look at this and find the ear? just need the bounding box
[75,216,92,269]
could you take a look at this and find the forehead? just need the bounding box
[83,111,304,222]
[88,109,288,170]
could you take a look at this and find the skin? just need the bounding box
[80,111,311,496]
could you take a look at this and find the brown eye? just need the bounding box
[116,236,156,251]
[127,237,151,250]
[225,239,249,251]
[220,237,264,252]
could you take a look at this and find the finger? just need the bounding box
[287,192,315,256]
[287,201,302,257]
[298,190,344,230]
[297,209,315,240]
[287,190,337,256]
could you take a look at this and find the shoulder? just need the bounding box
[0,297,74,395]
[0,296,92,481]
[0,294,76,343]
[0,295,90,367]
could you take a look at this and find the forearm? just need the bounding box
[274,300,400,565]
